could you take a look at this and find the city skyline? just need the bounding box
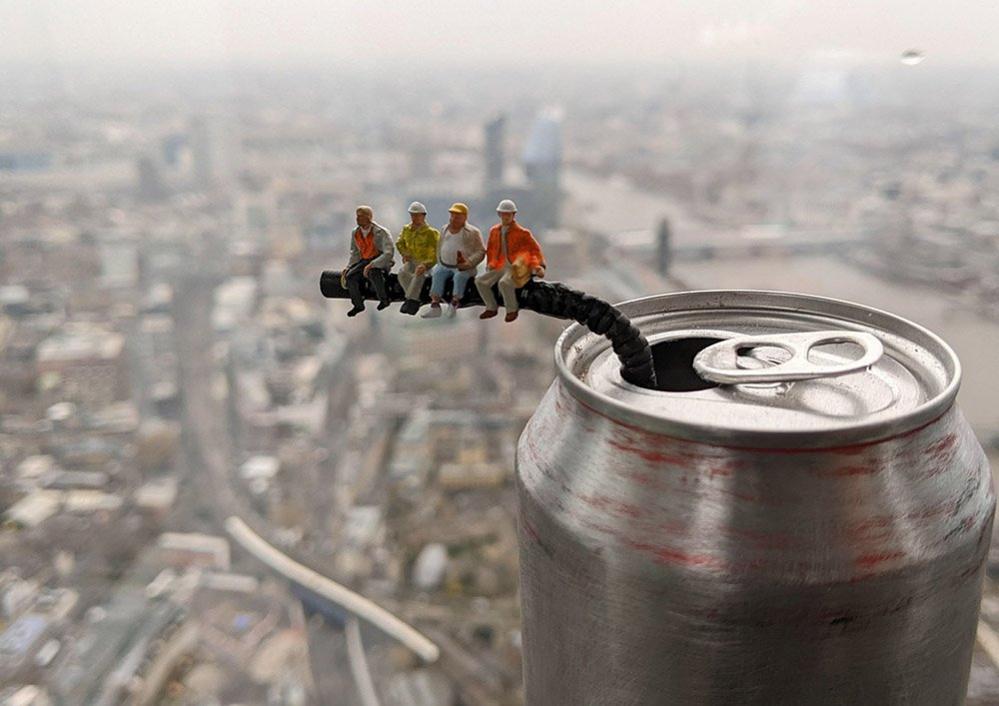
[4,47,999,704]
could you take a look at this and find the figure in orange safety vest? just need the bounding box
[343,205,395,317]
[475,199,545,323]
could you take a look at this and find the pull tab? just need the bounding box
[692,331,884,385]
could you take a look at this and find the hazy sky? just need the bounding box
[4,0,999,68]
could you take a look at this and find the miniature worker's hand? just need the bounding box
[402,254,411,263]
[363,263,373,277]
[533,266,546,279]
[415,264,428,276]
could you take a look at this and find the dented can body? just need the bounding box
[517,291,995,706]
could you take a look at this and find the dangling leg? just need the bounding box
[345,261,368,317]
[424,265,452,319]
[475,268,504,319]
[499,269,519,322]
[366,267,391,310]
[399,261,421,315]
[451,269,475,315]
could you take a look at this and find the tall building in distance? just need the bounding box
[160,133,187,168]
[189,114,239,192]
[136,155,167,202]
[484,114,506,191]
[522,108,563,229]
[656,217,672,276]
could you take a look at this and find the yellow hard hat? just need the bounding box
[448,202,469,215]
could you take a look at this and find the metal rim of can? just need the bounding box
[554,289,962,449]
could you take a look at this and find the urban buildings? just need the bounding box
[1,59,999,705]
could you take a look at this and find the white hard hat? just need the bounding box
[496,199,517,213]
[408,201,428,214]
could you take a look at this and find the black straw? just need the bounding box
[320,270,657,389]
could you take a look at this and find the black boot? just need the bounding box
[368,268,391,310]
[400,299,420,315]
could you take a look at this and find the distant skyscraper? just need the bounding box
[160,133,186,167]
[656,218,672,276]
[522,108,563,229]
[136,155,166,202]
[189,116,213,189]
[189,114,239,191]
[484,114,506,190]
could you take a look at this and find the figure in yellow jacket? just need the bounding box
[396,202,440,315]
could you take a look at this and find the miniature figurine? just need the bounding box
[423,203,485,318]
[343,205,395,317]
[475,199,545,322]
[396,202,440,315]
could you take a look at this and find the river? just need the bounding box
[563,168,999,439]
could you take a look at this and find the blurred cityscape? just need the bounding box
[3,60,999,705]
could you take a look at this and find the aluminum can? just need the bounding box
[517,290,995,706]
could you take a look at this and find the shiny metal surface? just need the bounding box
[517,290,995,706]
[567,290,958,447]
[693,330,884,384]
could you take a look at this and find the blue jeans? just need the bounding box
[430,264,475,300]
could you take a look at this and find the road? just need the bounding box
[173,273,519,705]
[173,275,266,532]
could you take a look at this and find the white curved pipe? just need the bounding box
[225,515,440,663]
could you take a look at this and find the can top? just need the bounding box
[557,290,961,448]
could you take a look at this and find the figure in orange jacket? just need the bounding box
[475,199,546,322]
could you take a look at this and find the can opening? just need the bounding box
[644,337,725,392]
[557,291,959,445]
